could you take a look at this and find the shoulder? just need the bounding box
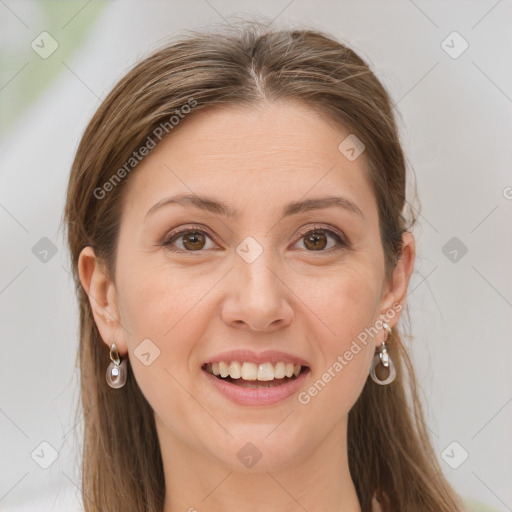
[371,496,383,512]
[371,490,390,512]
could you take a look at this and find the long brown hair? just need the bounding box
[63,21,466,512]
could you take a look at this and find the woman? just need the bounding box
[63,22,466,512]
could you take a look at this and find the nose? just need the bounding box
[221,253,294,332]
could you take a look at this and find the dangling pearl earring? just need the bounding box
[370,322,396,385]
[106,341,127,388]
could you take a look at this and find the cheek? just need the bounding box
[117,269,223,453]
[119,259,211,341]
[116,264,207,400]
[293,261,380,407]
[294,257,382,346]
[295,343,373,450]
[297,283,377,432]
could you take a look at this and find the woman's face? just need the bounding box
[83,99,412,472]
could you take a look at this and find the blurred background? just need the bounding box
[1,1,511,510]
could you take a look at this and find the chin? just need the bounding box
[207,432,308,473]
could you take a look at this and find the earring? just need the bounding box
[106,341,127,388]
[370,322,396,385]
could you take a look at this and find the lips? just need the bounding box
[201,362,310,406]
[200,349,311,402]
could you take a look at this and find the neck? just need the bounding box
[158,415,362,512]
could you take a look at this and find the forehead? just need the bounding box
[121,99,377,223]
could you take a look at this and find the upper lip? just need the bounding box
[202,349,310,368]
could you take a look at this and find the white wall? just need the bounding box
[1,1,510,510]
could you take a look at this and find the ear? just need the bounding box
[377,231,416,329]
[77,246,128,356]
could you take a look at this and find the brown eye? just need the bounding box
[180,231,206,251]
[297,228,345,252]
[163,229,215,252]
[305,231,328,250]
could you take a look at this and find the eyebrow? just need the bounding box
[145,193,364,221]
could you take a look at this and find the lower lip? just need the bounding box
[202,368,310,406]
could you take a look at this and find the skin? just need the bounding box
[78,99,415,512]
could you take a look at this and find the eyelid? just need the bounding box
[161,223,348,251]
[295,224,346,243]
[162,223,217,245]
[294,224,349,253]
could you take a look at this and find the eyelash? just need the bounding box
[161,224,348,253]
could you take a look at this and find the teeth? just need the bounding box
[258,362,274,381]
[274,362,286,379]
[241,362,258,381]
[229,361,241,379]
[208,361,303,381]
[219,361,230,378]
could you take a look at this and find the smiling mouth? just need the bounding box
[202,362,310,388]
